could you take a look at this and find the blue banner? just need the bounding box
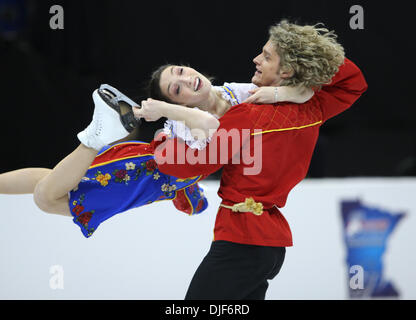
[341,200,405,298]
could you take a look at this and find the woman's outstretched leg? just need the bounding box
[0,127,137,198]
[0,168,51,194]
[0,159,94,216]
[33,145,98,216]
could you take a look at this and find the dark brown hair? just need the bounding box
[146,64,174,103]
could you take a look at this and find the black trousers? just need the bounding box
[185,240,286,300]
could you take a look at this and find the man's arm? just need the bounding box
[152,104,254,178]
[315,58,368,122]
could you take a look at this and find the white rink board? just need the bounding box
[0,178,415,300]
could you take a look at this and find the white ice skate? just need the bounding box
[77,84,141,151]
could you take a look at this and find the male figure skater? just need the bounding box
[149,20,368,299]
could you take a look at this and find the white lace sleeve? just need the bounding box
[225,82,258,104]
[163,118,213,150]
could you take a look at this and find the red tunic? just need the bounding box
[151,58,368,247]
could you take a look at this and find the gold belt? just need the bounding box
[220,197,264,216]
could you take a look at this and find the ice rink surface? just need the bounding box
[1,178,415,300]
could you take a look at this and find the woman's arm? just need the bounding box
[242,85,314,104]
[134,98,220,140]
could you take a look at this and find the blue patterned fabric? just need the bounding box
[68,141,207,238]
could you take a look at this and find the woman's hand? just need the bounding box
[242,87,277,104]
[242,86,315,104]
[133,98,166,122]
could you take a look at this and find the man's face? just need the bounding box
[251,40,284,87]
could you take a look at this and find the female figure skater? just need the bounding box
[0,85,211,238]
[0,71,312,238]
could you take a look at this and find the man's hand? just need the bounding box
[133,98,166,122]
[242,87,278,104]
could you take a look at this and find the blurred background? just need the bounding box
[0,0,415,300]
[0,0,415,178]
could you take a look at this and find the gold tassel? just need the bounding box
[220,197,264,216]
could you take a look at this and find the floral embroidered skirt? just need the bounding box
[68,141,208,238]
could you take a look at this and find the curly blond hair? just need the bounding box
[269,20,345,88]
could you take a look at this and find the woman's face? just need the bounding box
[159,66,212,107]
